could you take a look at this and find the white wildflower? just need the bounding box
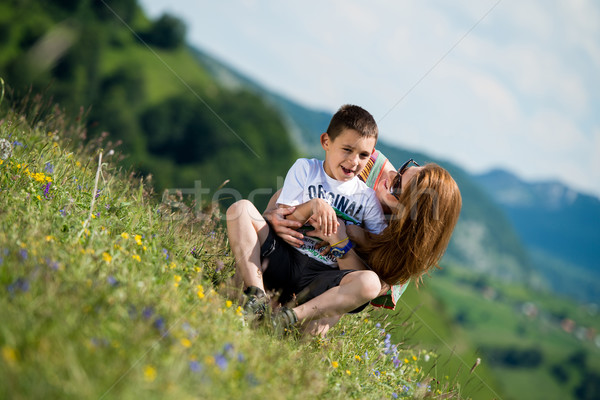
[0,138,12,160]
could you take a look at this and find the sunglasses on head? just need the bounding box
[390,158,420,199]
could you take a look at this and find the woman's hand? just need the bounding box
[309,219,348,255]
[263,206,304,247]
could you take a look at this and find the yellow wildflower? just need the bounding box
[135,235,142,245]
[225,300,233,308]
[102,252,112,264]
[180,338,192,348]
[75,161,81,167]
[143,365,156,382]
[404,358,409,363]
[2,346,17,364]
[331,361,339,369]
[121,232,129,239]
[169,262,176,269]
[345,370,351,376]
[45,235,54,242]
[412,355,417,361]
[235,306,243,317]
[355,355,361,361]
[132,254,141,262]
[415,367,420,373]
[204,356,215,365]
[197,285,205,299]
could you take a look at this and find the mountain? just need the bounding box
[192,48,536,285]
[473,169,600,302]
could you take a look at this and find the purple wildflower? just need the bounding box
[189,360,202,373]
[44,162,54,173]
[214,354,228,370]
[223,342,234,354]
[107,276,118,286]
[19,249,28,260]
[7,277,29,294]
[391,393,398,399]
[142,306,155,320]
[59,209,66,217]
[44,182,51,198]
[153,317,166,333]
[45,258,59,270]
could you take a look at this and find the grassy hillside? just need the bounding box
[0,88,470,398]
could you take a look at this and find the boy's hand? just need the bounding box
[308,198,339,236]
[263,206,304,247]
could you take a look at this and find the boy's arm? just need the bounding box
[286,198,339,236]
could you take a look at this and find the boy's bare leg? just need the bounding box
[292,270,382,324]
[226,200,270,292]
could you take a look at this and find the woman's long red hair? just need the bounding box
[360,163,462,286]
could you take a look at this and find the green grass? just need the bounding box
[399,264,600,400]
[0,93,465,399]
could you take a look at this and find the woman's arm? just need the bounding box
[346,224,375,249]
[263,189,304,247]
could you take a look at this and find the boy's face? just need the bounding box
[321,129,376,182]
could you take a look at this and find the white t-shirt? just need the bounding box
[277,158,387,265]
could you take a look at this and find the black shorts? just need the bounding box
[260,223,368,313]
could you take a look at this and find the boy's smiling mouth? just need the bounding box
[341,166,355,176]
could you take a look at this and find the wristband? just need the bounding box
[330,240,354,259]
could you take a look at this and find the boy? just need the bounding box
[226,104,386,330]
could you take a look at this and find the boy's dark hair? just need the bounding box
[326,104,378,141]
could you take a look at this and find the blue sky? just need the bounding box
[140,0,600,198]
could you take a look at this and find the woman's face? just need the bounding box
[375,162,423,213]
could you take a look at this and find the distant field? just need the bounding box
[389,264,600,400]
